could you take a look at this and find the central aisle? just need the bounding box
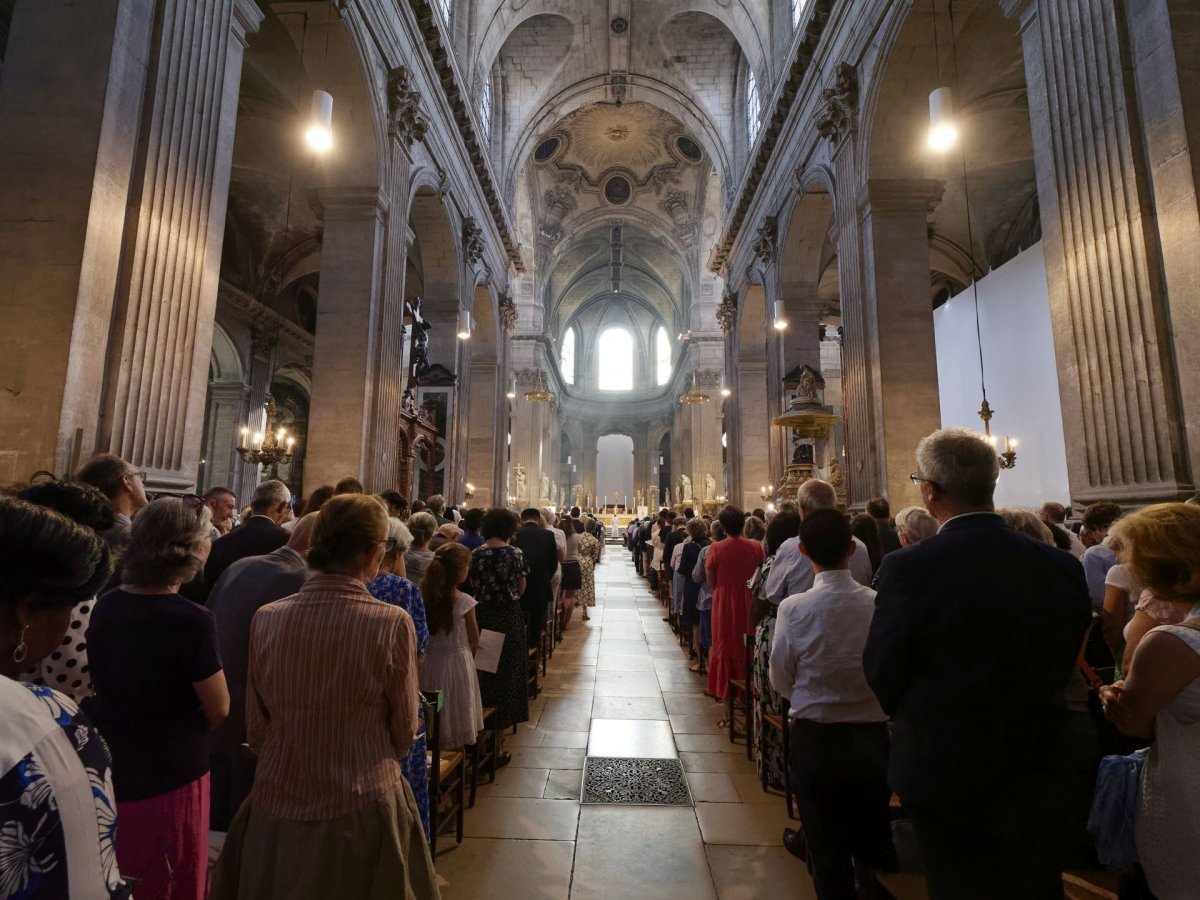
[437,553,814,898]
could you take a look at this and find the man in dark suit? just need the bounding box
[205,512,316,828]
[200,479,291,602]
[863,429,1091,900]
[513,508,560,649]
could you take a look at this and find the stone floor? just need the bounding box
[436,552,814,899]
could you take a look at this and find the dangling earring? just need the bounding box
[12,624,29,664]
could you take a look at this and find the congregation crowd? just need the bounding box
[1,455,606,899]
[2,426,1199,899]
[623,428,1200,900]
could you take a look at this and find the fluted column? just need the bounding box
[102,0,264,492]
[303,188,387,490]
[683,370,725,509]
[1003,0,1194,503]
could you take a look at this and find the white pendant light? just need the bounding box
[927,86,958,152]
[305,90,334,152]
[719,375,731,398]
[456,309,472,340]
[773,300,788,331]
[506,376,517,399]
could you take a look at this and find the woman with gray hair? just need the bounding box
[894,505,939,547]
[405,511,439,584]
[366,515,432,841]
[87,496,229,900]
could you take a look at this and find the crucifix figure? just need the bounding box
[408,296,432,381]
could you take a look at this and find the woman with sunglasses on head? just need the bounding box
[210,494,437,899]
[86,495,228,900]
[366,512,433,842]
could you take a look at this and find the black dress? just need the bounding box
[469,545,531,730]
[680,537,709,628]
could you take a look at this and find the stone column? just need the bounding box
[1003,0,1194,503]
[303,188,386,491]
[858,179,944,507]
[200,381,246,495]
[683,370,725,509]
[729,285,774,511]
[464,352,502,507]
[99,0,263,492]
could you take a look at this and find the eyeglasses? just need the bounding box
[180,494,204,509]
[910,473,936,488]
[127,470,148,482]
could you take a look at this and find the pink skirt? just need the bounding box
[116,773,210,900]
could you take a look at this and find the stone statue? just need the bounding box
[550,481,557,503]
[540,472,549,500]
[409,297,432,379]
[513,465,527,500]
[680,474,692,502]
[704,472,716,501]
[829,458,843,487]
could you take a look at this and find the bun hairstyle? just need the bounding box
[0,497,113,614]
[422,541,472,635]
[121,497,212,586]
[1112,503,1200,605]
[19,480,116,533]
[406,511,438,548]
[307,494,388,574]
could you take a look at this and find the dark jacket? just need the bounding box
[662,527,686,574]
[863,513,1090,809]
[878,522,903,557]
[512,522,559,618]
[201,515,289,602]
[206,546,307,746]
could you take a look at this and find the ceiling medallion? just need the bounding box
[603,175,633,206]
[610,16,628,34]
[606,125,630,142]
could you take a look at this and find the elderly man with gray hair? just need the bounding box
[863,428,1091,899]
[200,479,291,601]
[893,505,938,546]
[762,479,873,604]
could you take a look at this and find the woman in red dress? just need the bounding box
[705,506,764,725]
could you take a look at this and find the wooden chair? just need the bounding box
[421,690,465,856]
[727,634,753,752]
[467,706,498,808]
[761,698,795,818]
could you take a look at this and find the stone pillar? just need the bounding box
[730,285,773,511]
[200,381,246,495]
[230,328,274,504]
[464,353,502,507]
[98,0,263,492]
[858,179,944,507]
[1125,0,1200,489]
[303,188,386,491]
[508,368,555,509]
[683,370,725,509]
[1003,0,1194,503]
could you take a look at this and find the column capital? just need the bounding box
[858,178,945,215]
[318,186,387,221]
[232,0,265,45]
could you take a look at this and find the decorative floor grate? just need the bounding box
[581,757,693,806]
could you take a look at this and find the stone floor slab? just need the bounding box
[437,838,576,900]
[463,797,581,841]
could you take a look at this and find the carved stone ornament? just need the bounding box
[386,66,428,147]
[462,217,485,267]
[752,216,777,265]
[498,294,518,331]
[814,62,858,145]
[715,288,738,334]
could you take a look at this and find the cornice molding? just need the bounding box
[407,0,525,272]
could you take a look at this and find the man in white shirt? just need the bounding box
[763,479,872,604]
[769,508,893,897]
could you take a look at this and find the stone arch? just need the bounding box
[407,186,462,371]
[209,320,244,384]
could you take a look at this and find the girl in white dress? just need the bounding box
[419,542,485,750]
[1101,503,1200,900]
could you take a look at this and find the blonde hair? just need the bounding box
[1111,503,1200,606]
[307,494,388,573]
[998,508,1054,545]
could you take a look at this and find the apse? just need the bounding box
[595,433,634,507]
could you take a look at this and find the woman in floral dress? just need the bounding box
[469,508,530,759]
[367,516,432,841]
[1,497,127,899]
[576,520,602,621]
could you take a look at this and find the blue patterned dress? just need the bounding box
[366,573,431,842]
[0,679,128,899]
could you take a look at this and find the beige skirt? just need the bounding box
[209,776,440,900]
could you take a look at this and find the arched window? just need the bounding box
[435,0,452,25]
[791,0,808,30]
[746,66,761,147]
[597,328,634,391]
[479,71,493,143]
[561,327,576,385]
[656,326,671,386]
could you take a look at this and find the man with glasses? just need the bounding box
[863,429,1091,899]
[75,452,149,552]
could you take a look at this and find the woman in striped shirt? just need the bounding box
[211,494,439,899]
